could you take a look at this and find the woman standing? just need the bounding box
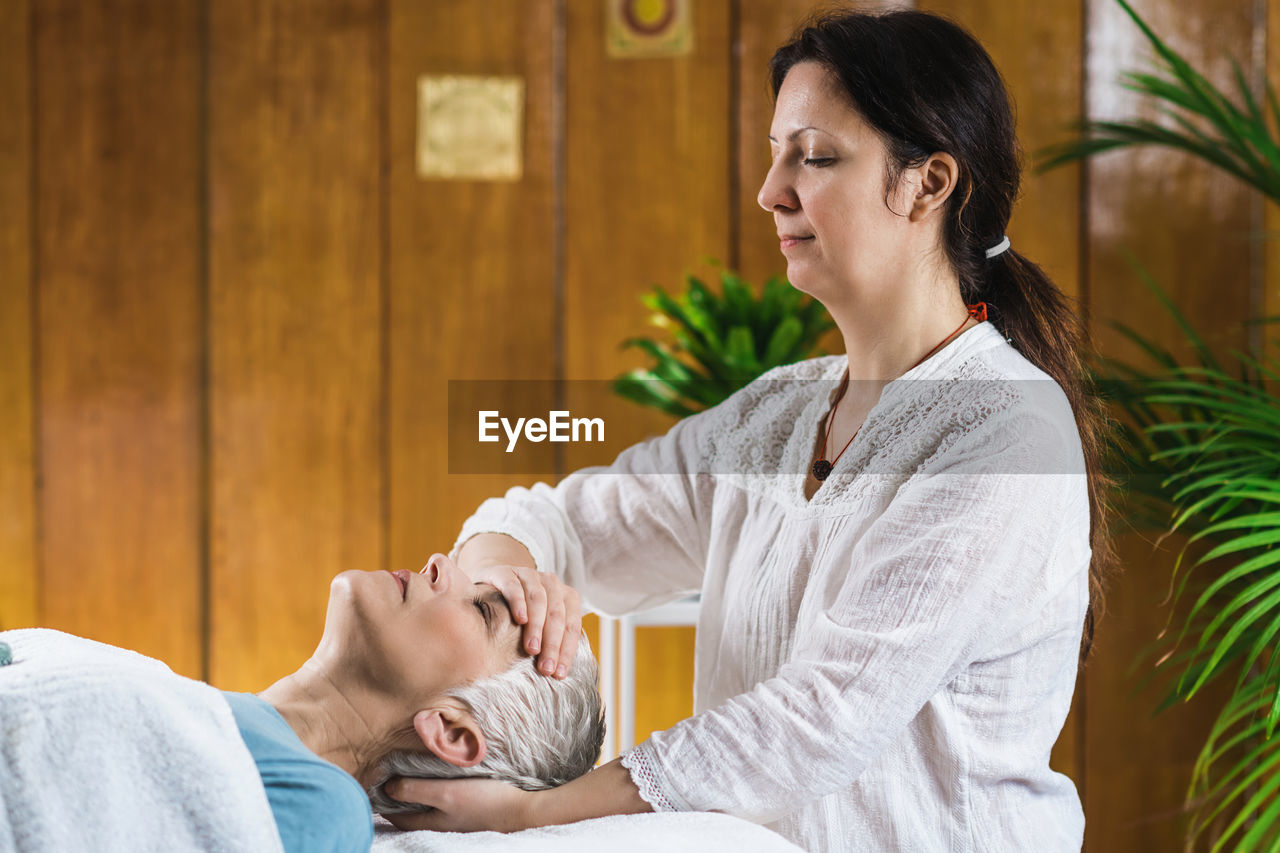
[387,10,1112,851]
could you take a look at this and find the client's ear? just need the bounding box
[412,703,487,767]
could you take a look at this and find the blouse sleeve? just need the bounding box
[452,402,718,617]
[621,407,1091,822]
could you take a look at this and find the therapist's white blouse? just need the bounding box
[455,322,1090,852]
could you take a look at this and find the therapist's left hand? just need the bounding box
[380,777,536,833]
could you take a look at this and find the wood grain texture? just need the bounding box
[208,0,384,690]
[564,0,731,741]
[564,0,731,387]
[35,0,202,675]
[630,624,696,744]
[1269,0,1280,346]
[0,0,37,631]
[387,0,557,573]
[1083,0,1258,849]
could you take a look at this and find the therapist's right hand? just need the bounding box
[455,533,582,679]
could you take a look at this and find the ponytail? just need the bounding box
[977,251,1117,661]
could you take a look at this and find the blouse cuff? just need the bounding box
[620,743,689,813]
[450,521,550,578]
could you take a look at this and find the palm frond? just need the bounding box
[1037,0,1280,205]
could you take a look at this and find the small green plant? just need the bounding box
[613,268,834,419]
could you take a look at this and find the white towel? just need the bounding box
[371,812,806,852]
[0,629,284,853]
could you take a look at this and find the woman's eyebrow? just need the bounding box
[767,126,825,143]
[475,583,518,639]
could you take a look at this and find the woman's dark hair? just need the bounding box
[770,10,1115,662]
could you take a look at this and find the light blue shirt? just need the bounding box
[222,691,374,853]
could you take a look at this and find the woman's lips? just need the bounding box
[779,235,814,251]
[391,570,410,600]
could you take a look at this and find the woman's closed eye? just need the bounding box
[471,585,517,642]
[472,590,494,634]
[802,156,835,167]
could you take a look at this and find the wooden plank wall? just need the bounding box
[0,0,35,632]
[387,0,557,600]
[0,1,1271,847]
[35,0,205,676]
[207,0,386,690]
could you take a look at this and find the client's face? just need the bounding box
[318,553,523,706]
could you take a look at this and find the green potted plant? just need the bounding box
[613,267,834,419]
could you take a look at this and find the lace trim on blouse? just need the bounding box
[621,744,685,812]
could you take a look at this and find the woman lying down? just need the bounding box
[0,553,603,853]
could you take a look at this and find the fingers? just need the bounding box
[518,568,549,658]
[382,809,442,832]
[483,569,529,626]
[538,596,566,675]
[537,585,581,678]
[380,776,534,833]
[386,777,449,808]
[557,600,582,678]
[380,779,452,831]
[464,562,583,678]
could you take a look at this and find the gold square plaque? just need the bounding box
[417,75,524,181]
[606,0,693,59]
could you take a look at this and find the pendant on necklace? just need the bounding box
[812,459,833,481]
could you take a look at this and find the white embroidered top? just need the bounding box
[454,322,1090,852]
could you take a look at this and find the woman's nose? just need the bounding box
[757,162,797,213]
[418,553,452,593]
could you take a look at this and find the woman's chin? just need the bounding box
[328,570,362,598]
[784,268,832,303]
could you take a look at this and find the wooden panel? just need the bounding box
[0,0,37,631]
[631,625,696,743]
[564,0,731,387]
[922,0,1088,797]
[209,0,384,690]
[387,0,557,572]
[564,0,731,740]
[1084,0,1257,849]
[35,0,202,675]
[1269,0,1280,348]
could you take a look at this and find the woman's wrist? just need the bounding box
[455,532,537,575]
[523,758,653,829]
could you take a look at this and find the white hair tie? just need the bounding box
[984,235,1011,259]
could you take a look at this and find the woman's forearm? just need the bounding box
[526,758,653,828]
[456,532,537,574]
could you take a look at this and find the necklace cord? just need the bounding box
[811,302,987,483]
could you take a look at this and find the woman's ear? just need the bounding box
[412,704,487,767]
[908,151,959,222]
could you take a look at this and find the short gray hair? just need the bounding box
[368,636,605,814]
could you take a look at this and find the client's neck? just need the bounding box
[259,660,411,786]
